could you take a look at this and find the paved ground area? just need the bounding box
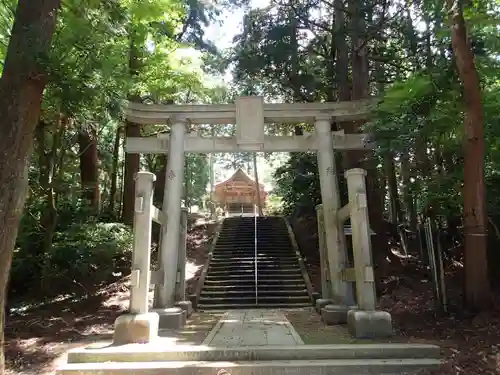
[202,309,304,346]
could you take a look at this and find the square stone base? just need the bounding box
[151,307,186,329]
[347,309,393,338]
[315,298,332,313]
[175,300,193,317]
[113,312,159,345]
[321,304,357,325]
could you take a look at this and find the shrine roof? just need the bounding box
[214,168,265,189]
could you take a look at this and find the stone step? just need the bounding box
[203,280,306,287]
[197,302,312,310]
[214,247,293,252]
[57,358,441,374]
[209,259,298,266]
[211,256,298,261]
[208,264,299,270]
[208,264,299,271]
[207,270,302,279]
[212,250,295,256]
[200,289,309,297]
[202,284,306,291]
[66,344,441,363]
[198,295,310,303]
[218,233,289,237]
[204,276,306,283]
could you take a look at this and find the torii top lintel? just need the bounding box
[124,96,377,125]
[124,96,377,153]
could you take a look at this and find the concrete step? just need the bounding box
[57,358,441,374]
[66,344,441,363]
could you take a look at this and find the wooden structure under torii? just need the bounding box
[212,168,268,216]
[113,96,393,345]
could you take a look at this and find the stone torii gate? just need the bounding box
[114,96,392,344]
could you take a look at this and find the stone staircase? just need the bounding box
[198,216,312,310]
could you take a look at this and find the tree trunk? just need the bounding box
[154,155,167,207]
[122,121,141,225]
[122,32,143,226]
[36,116,66,293]
[109,126,122,216]
[0,1,61,372]
[447,0,491,310]
[335,0,350,103]
[78,125,100,212]
[384,152,402,224]
[348,0,396,272]
[400,154,417,230]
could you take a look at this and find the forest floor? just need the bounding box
[5,218,500,375]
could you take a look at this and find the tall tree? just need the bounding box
[0,1,62,373]
[447,0,491,310]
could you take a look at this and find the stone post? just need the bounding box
[315,117,354,324]
[113,171,159,345]
[174,207,192,316]
[152,121,186,329]
[345,168,392,338]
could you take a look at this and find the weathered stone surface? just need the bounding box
[57,358,441,375]
[113,312,159,345]
[67,342,441,364]
[347,309,393,339]
[175,300,193,317]
[315,298,332,313]
[151,307,186,329]
[321,304,356,325]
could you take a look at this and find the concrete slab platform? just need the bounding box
[56,358,442,375]
[67,343,441,363]
[202,309,303,346]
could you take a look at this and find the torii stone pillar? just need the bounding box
[114,172,159,344]
[315,116,355,323]
[345,168,392,338]
[315,117,354,306]
[152,121,186,328]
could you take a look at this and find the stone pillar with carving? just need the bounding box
[345,168,392,338]
[113,171,159,344]
[152,120,187,329]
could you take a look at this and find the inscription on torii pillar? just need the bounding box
[235,96,265,149]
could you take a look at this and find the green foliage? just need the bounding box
[10,218,132,301]
[273,153,320,216]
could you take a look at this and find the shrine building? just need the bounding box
[212,168,268,217]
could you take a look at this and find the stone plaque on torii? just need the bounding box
[120,96,393,341]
